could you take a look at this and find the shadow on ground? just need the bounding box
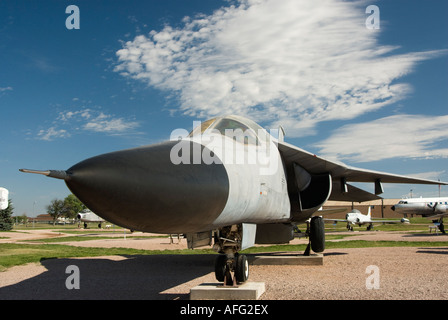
[0,254,217,300]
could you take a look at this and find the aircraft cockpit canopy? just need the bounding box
[188,115,266,145]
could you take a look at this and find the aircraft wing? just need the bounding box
[323,218,347,223]
[317,207,347,215]
[370,219,408,224]
[277,141,447,202]
[426,213,448,219]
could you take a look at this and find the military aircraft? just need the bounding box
[0,187,8,210]
[77,209,105,228]
[392,197,448,233]
[20,115,447,285]
[325,206,409,231]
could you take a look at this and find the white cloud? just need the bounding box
[83,112,139,133]
[37,109,140,140]
[0,86,13,92]
[37,127,70,141]
[114,0,446,136]
[316,115,448,162]
[406,170,446,182]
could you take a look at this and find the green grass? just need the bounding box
[3,239,448,271]
[24,235,166,243]
[2,219,445,272]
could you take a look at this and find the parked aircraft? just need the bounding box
[0,187,8,210]
[19,115,446,285]
[326,206,409,231]
[77,209,105,228]
[392,197,448,233]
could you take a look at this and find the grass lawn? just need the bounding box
[1,217,445,271]
[2,239,448,272]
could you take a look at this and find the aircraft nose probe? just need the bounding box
[19,169,69,180]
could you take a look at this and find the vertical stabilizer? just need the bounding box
[278,125,285,142]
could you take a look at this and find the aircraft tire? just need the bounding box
[235,254,249,283]
[310,216,325,253]
[214,255,226,282]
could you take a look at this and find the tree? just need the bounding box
[0,199,14,231]
[46,199,68,225]
[63,194,86,219]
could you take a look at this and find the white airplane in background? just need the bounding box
[77,209,105,228]
[326,206,409,231]
[0,187,8,210]
[392,197,448,233]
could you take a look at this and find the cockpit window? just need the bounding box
[188,118,216,137]
[188,117,260,145]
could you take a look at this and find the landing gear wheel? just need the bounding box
[235,254,249,283]
[309,216,325,253]
[214,255,226,282]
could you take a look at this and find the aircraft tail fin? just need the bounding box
[278,125,285,142]
[367,206,372,217]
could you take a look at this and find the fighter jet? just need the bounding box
[77,209,105,229]
[20,115,447,285]
[325,206,409,231]
[392,197,448,233]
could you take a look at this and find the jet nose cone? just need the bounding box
[65,140,229,233]
[391,206,395,211]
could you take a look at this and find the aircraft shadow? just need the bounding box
[403,233,448,238]
[416,247,448,255]
[0,254,217,300]
[323,252,348,256]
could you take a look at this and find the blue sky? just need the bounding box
[1,0,447,217]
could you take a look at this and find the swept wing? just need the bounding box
[277,141,447,203]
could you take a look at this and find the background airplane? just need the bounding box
[392,197,448,233]
[325,206,409,231]
[77,209,106,229]
[20,115,447,285]
[0,187,8,210]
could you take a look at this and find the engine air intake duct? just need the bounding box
[293,163,332,211]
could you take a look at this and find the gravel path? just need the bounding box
[1,229,448,300]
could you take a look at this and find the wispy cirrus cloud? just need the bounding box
[83,113,139,133]
[316,114,448,162]
[114,0,446,136]
[0,86,13,92]
[0,86,13,97]
[36,109,140,141]
[37,127,70,141]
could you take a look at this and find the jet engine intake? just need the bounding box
[290,163,332,222]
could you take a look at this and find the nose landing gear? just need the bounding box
[213,225,249,286]
[215,252,249,286]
